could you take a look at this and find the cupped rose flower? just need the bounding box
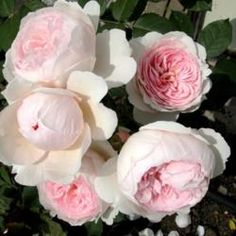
[95,121,230,223]
[0,71,117,186]
[3,0,136,88]
[127,31,212,124]
[3,0,97,83]
[37,141,116,225]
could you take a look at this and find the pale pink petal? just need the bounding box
[67,71,108,102]
[14,124,91,186]
[0,103,45,165]
[163,31,197,55]
[94,29,137,88]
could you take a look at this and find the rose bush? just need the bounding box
[127,31,211,124]
[0,71,117,186]
[3,0,136,88]
[95,121,230,222]
[37,141,116,225]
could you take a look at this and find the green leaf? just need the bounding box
[0,216,4,230]
[128,0,148,21]
[98,0,107,16]
[179,0,212,11]
[148,0,164,2]
[0,196,12,215]
[77,0,92,7]
[133,13,176,37]
[198,19,232,58]
[21,187,40,211]
[111,0,139,21]
[170,11,194,36]
[85,220,103,236]
[24,0,46,11]
[0,166,11,185]
[0,0,15,17]
[214,58,236,82]
[0,14,21,51]
[189,0,212,11]
[41,215,66,236]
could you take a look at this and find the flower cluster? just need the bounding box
[0,0,230,228]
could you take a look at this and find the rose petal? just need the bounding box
[138,228,155,236]
[2,78,35,104]
[196,43,207,61]
[175,213,191,228]
[163,31,197,56]
[130,31,162,62]
[133,108,179,125]
[91,140,117,161]
[198,128,231,177]
[0,103,45,165]
[54,0,93,28]
[67,71,108,102]
[126,80,154,112]
[83,0,100,31]
[94,29,137,88]
[141,121,190,134]
[2,49,14,82]
[14,123,91,186]
[81,100,117,140]
[168,231,180,236]
[95,158,118,204]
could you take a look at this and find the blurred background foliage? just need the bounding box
[0,0,236,235]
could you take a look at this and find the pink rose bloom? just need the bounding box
[4,0,96,83]
[95,121,230,223]
[3,0,136,88]
[0,72,117,186]
[38,141,116,225]
[127,31,212,124]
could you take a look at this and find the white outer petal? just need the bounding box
[138,228,155,236]
[130,31,163,62]
[141,121,191,134]
[94,29,137,88]
[198,128,231,177]
[2,49,14,82]
[168,231,180,236]
[83,1,100,31]
[2,78,35,104]
[54,0,93,28]
[126,80,154,112]
[175,213,191,228]
[67,71,108,102]
[81,100,118,140]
